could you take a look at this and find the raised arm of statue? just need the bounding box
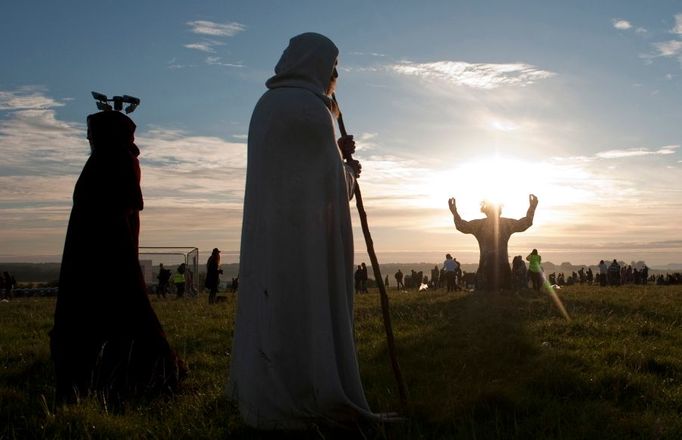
[510,194,538,233]
[449,197,476,234]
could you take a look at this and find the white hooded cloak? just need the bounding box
[228,33,375,429]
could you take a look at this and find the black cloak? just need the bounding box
[50,111,186,403]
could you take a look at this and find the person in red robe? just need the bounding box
[50,110,186,404]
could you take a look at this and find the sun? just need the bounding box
[422,155,549,219]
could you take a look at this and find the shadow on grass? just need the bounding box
[365,289,670,439]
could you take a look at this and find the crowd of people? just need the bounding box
[391,255,465,293]
[380,252,682,293]
[152,249,237,303]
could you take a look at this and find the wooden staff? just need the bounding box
[332,93,408,408]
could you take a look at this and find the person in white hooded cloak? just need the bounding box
[228,33,376,429]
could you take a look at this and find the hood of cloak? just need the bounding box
[265,32,338,109]
[86,111,139,157]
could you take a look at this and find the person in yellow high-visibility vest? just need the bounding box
[526,249,543,291]
[173,264,186,298]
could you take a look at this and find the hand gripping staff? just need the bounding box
[332,93,408,409]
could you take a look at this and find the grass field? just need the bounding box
[3,284,682,439]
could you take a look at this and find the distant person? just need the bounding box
[454,258,462,290]
[512,255,527,290]
[231,275,239,293]
[578,267,586,284]
[526,249,543,290]
[2,271,14,299]
[431,265,440,290]
[608,259,621,286]
[409,269,418,290]
[598,260,608,286]
[633,268,641,285]
[205,248,223,304]
[395,269,404,290]
[51,109,185,404]
[174,263,186,298]
[449,194,538,291]
[228,33,375,428]
[586,267,594,284]
[354,265,363,294]
[642,265,649,285]
[443,253,458,292]
[360,262,369,293]
[156,264,171,298]
[384,274,389,289]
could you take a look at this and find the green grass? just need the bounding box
[3,284,682,439]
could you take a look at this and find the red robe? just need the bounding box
[50,111,185,403]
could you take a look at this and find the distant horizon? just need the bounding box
[2,251,682,270]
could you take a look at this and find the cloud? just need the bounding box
[184,42,216,53]
[348,51,386,57]
[355,132,378,151]
[186,20,246,37]
[672,13,682,34]
[389,61,555,89]
[612,19,632,30]
[595,145,679,159]
[205,56,244,67]
[652,40,682,57]
[0,108,86,175]
[0,87,65,111]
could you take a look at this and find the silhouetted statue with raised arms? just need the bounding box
[448,194,538,291]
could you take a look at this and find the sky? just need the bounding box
[1,0,681,267]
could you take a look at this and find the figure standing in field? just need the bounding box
[157,263,171,298]
[431,265,439,290]
[443,253,458,292]
[598,260,607,286]
[360,262,369,293]
[50,109,185,404]
[448,194,538,291]
[354,265,363,294]
[205,248,222,304]
[608,259,621,286]
[453,257,462,290]
[526,249,543,291]
[228,33,375,429]
[395,269,404,290]
[578,267,586,284]
[512,255,528,290]
[173,263,186,298]
[2,271,15,299]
